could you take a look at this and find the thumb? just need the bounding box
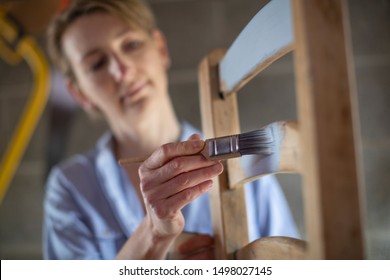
[187,133,202,141]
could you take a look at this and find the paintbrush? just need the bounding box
[118,122,277,166]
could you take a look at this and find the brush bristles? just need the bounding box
[238,128,274,155]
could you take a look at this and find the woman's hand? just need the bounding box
[138,134,223,240]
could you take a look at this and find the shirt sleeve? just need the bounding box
[43,168,102,260]
[245,175,300,241]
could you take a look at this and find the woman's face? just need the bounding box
[62,11,170,135]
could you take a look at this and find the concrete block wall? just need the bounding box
[0,0,389,259]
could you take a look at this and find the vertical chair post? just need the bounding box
[197,0,364,260]
[198,49,249,259]
[293,0,365,259]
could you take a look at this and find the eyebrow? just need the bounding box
[80,49,102,63]
[80,28,136,63]
[115,27,133,39]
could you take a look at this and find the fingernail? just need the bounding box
[192,140,204,149]
[213,163,223,172]
[205,180,213,189]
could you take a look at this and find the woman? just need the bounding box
[44,0,298,260]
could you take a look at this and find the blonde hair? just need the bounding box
[47,0,156,80]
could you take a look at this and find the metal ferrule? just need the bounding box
[207,134,241,160]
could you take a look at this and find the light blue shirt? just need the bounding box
[43,122,299,259]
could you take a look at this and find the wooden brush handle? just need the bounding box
[118,142,211,166]
[118,156,149,165]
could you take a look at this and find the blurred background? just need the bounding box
[0,0,389,259]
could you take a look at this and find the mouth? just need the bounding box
[120,81,149,104]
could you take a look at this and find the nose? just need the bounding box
[108,54,133,82]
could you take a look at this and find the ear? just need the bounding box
[66,79,95,110]
[153,29,171,69]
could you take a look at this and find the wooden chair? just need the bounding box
[198,0,365,259]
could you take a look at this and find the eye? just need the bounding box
[122,40,143,52]
[90,56,107,72]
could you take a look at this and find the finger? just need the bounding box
[145,162,223,200]
[143,139,205,170]
[178,235,214,255]
[164,180,214,213]
[147,180,213,220]
[144,154,218,187]
[187,133,202,141]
